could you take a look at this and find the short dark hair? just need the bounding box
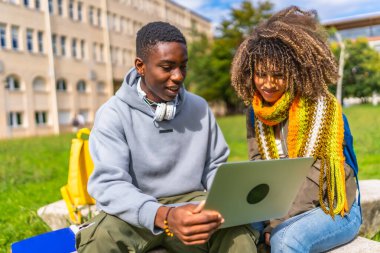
[136,21,187,60]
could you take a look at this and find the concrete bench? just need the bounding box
[38,180,380,252]
[37,200,98,230]
[357,180,380,238]
[328,236,380,252]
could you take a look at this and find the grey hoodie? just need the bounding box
[88,68,230,234]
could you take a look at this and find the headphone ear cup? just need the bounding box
[164,102,176,120]
[154,103,167,121]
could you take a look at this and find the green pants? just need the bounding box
[76,191,259,253]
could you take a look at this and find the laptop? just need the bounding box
[204,157,314,228]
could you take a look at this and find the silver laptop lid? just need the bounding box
[204,157,314,228]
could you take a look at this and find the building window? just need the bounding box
[115,47,120,65]
[114,14,119,32]
[107,12,113,30]
[6,75,20,91]
[122,49,127,65]
[89,6,94,25]
[97,8,102,27]
[77,2,82,21]
[57,0,63,16]
[372,24,380,37]
[0,24,6,48]
[52,34,57,55]
[78,110,89,124]
[35,0,40,10]
[11,26,19,50]
[69,0,74,19]
[77,80,86,92]
[37,31,43,53]
[60,36,66,56]
[120,17,124,33]
[8,112,23,128]
[80,39,85,59]
[26,29,33,52]
[71,38,77,58]
[24,0,29,7]
[48,0,53,14]
[92,42,97,61]
[111,47,118,64]
[58,110,70,124]
[35,111,47,125]
[33,77,46,91]
[97,81,105,93]
[99,43,104,62]
[56,78,67,91]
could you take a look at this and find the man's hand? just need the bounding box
[155,201,224,245]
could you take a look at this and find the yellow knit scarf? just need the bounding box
[252,91,348,217]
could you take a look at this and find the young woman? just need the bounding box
[231,6,361,252]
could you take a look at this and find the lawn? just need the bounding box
[0,104,379,252]
[0,134,73,252]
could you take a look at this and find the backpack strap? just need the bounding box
[77,127,91,139]
[342,114,362,222]
[249,105,255,128]
[342,115,359,177]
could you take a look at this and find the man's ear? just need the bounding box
[135,57,145,76]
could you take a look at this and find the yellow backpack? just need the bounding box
[61,128,96,224]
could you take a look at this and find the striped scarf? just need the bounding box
[252,91,348,217]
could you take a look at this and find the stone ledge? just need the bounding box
[358,179,380,238]
[38,180,380,251]
[37,200,98,230]
[328,236,380,252]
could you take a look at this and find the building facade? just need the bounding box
[323,12,380,51]
[0,0,212,139]
[323,12,380,106]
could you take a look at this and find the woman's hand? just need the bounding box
[156,201,224,245]
[265,232,271,246]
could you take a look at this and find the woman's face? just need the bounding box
[253,66,287,104]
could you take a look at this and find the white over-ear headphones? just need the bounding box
[154,101,176,121]
[137,79,177,122]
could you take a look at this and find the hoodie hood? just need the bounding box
[115,67,186,118]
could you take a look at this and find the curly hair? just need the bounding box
[136,21,187,60]
[231,6,338,104]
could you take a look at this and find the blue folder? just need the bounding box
[11,226,77,253]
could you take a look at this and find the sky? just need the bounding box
[172,0,380,29]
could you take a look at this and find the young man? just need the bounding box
[75,22,258,253]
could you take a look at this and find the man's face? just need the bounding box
[136,42,188,103]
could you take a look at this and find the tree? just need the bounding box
[187,0,273,114]
[330,37,380,102]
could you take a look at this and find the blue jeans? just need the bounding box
[269,202,361,252]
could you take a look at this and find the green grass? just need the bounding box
[373,231,380,241]
[0,134,73,253]
[343,104,380,179]
[0,104,379,252]
[217,114,249,162]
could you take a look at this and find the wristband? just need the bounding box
[163,207,174,237]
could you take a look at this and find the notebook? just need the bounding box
[204,157,314,228]
[11,225,78,253]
